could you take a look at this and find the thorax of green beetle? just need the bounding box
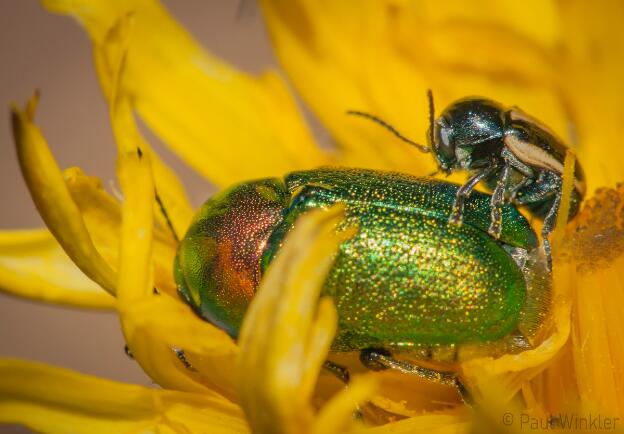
[174,167,551,364]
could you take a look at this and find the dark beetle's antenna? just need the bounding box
[346,110,430,153]
[427,89,435,149]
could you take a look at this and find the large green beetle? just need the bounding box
[174,167,551,390]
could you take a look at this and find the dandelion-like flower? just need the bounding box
[1,1,623,433]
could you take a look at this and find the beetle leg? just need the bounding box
[172,347,197,372]
[359,348,473,405]
[124,344,134,360]
[449,164,496,225]
[323,361,365,420]
[155,190,180,243]
[501,147,534,178]
[488,163,512,239]
[323,360,351,384]
[509,176,533,201]
[541,191,562,271]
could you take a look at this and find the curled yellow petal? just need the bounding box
[64,166,178,297]
[114,124,238,396]
[120,293,239,399]
[0,229,113,308]
[11,95,117,296]
[312,374,378,434]
[45,0,329,187]
[99,17,195,240]
[0,358,247,434]
[237,205,360,434]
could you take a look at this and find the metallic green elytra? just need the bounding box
[175,167,550,364]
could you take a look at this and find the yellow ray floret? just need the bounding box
[112,115,242,397]
[0,229,114,308]
[44,0,330,187]
[237,205,378,433]
[0,358,247,434]
[11,94,117,296]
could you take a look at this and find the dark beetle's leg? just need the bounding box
[541,191,562,271]
[323,360,351,384]
[172,347,197,372]
[509,176,533,201]
[323,360,363,420]
[449,164,497,225]
[359,348,473,405]
[488,164,512,239]
[501,147,533,178]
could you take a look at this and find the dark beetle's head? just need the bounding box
[428,97,506,173]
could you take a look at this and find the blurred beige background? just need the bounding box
[0,1,276,432]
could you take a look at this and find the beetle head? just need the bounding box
[430,97,506,172]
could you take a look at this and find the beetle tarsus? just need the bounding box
[172,347,197,372]
[360,348,471,403]
[489,164,512,239]
[323,360,351,384]
[451,164,497,227]
[323,360,364,419]
[454,378,474,406]
[360,348,456,386]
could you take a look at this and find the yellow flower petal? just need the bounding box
[259,1,435,175]
[44,0,329,187]
[113,121,240,397]
[558,1,624,190]
[262,1,624,192]
[64,166,178,297]
[0,358,247,434]
[312,374,378,434]
[259,0,560,172]
[95,15,195,240]
[0,229,113,308]
[121,294,239,399]
[543,184,624,415]
[12,95,117,296]
[237,205,365,434]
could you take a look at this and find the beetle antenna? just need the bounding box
[347,110,430,153]
[155,190,180,243]
[427,89,435,149]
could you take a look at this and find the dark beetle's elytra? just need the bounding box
[175,168,552,364]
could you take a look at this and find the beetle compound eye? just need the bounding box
[432,119,456,170]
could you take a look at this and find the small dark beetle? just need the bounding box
[349,91,586,268]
